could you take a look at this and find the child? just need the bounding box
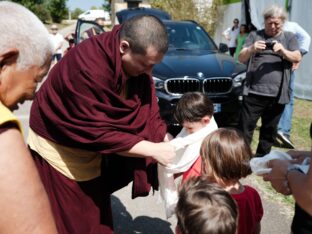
[176,176,238,234]
[158,92,218,218]
[201,128,263,234]
[174,91,218,181]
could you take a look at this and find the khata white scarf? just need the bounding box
[158,116,218,218]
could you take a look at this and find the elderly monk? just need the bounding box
[28,15,175,233]
[0,2,57,233]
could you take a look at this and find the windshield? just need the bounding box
[166,22,217,50]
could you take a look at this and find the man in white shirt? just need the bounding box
[276,21,311,149]
[50,24,64,64]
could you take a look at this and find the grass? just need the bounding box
[251,98,312,152]
[250,97,312,208]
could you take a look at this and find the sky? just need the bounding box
[67,0,104,11]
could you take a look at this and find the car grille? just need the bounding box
[203,78,232,94]
[164,77,232,95]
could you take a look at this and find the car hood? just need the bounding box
[153,49,246,79]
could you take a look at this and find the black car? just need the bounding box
[75,8,246,134]
[152,20,246,133]
[116,7,171,22]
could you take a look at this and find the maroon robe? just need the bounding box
[29,25,167,233]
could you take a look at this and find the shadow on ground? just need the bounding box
[112,196,173,234]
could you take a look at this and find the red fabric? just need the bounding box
[29,25,167,233]
[181,156,202,183]
[31,149,113,234]
[231,185,263,234]
[29,25,166,197]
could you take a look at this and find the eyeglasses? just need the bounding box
[233,21,239,24]
[51,28,58,31]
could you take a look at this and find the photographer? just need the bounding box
[238,5,301,157]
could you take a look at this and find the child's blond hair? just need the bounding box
[200,128,252,183]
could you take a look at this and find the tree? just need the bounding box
[102,0,111,12]
[71,8,84,19]
[151,0,223,36]
[48,0,67,23]
[33,4,51,23]
[11,0,51,22]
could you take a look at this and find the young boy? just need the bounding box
[158,92,218,218]
[176,176,238,234]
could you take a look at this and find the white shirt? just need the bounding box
[50,33,64,55]
[284,21,311,53]
[223,27,240,48]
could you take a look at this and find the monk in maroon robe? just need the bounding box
[28,15,175,234]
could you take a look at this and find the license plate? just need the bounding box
[213,103,221,113]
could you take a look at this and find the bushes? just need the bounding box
[151,0,223,36]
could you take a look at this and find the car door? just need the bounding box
[74,19,105,44]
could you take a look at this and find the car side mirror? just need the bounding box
[219,43,228,53]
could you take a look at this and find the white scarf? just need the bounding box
[158,117,218,218]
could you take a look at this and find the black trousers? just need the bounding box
[239,94,285,156]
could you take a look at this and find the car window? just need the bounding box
[166,23,217,50]
[75,21,104,44]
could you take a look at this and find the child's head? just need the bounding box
[174,92,214,134]
[176,176,238,234]
[201,128,252,184]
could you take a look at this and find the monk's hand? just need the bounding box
[263,159,292,195]
[151,142,175,166]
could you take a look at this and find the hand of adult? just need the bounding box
[252,40,266,52]
[287,150,311,164]
[151,142,175,166]
[292,62,300,70]
[263,159,292,195]
[120,140,175,166]
[272,41,286,56]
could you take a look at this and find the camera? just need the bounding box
[265,41,275,50]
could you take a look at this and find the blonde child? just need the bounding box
[201,128,263,234]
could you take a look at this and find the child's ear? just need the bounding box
[202,115,211,124]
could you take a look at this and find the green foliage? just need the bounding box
[33,3,51,23]
[11,0,51,22]
[251,98,312,153]
[150,0,224,36]
[71,8,84,19]
[102,0,111,12]
[48,0,67,23]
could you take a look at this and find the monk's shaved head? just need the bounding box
[120,15,168,55]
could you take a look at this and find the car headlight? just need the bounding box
[233,72,246,87]
[152,76,165,90]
